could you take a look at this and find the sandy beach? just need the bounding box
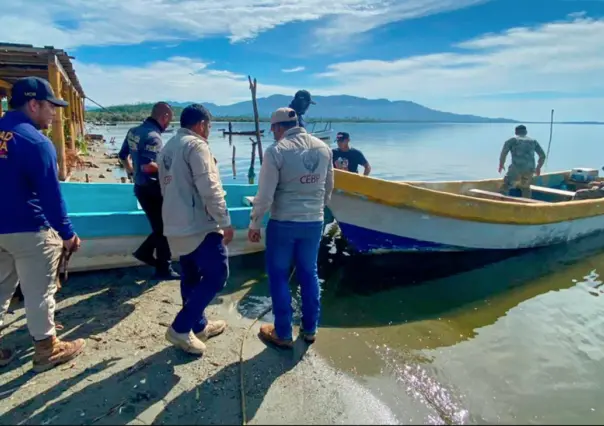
[0,182,397,426]
[69,134,126,184]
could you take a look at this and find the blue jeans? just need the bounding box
[266,219,323,340]
[171,232,229,334]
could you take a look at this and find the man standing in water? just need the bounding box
[289,90,315,129]
[0,77,85,371]
[159,104,233,355]
[118,102,178,279]
[248,107,333,348]
[499,125,546,198]
[332,132,371,175]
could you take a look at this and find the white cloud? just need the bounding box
[77,57,298,106]
[0,0,487,49]
[282,67,306,73]
[313,0,488,49]
[35,10,604,121]
[314,15,604,121]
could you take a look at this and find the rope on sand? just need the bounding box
[239,268,296,426]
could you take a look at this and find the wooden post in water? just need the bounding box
[248,76,263,165]
[544,109,555,170]
[248,137,257,184]
[232,145,237,178]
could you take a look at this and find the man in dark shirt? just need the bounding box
[0,77,85,371]
[118,102,178,279]
[288,90,315,129]
[332,132,371,175]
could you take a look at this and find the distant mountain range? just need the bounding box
[86,95,518,123]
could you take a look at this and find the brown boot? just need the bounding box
[32,336,86,373]
[0,348,15,367]
[258,324,293,349]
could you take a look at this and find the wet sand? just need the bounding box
[0,257,397,425]
[69,135,125,183]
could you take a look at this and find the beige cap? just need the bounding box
[270,107,298,124]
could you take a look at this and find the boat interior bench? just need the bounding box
[467,189,545,204]
[529,185,575,201]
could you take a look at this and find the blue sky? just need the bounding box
[2,0,603,121]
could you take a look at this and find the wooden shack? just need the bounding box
[0,43,86,180]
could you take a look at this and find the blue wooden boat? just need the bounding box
[60,182,265,272]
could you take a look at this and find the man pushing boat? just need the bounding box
[118,102,178,279]
[158,104,232,355]
[498,124,546,199]
[248,107,333,348]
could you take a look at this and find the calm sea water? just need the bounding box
[100,121,604,182]
[98,121,604,425]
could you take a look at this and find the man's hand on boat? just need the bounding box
[63,234,81,253]
[223,226,234,246]
[248,228,261,243]
[535,167,541,176]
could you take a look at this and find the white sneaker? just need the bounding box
[165,327,206,355]
[195,320,227,341]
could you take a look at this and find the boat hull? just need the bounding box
[68,232,265,272]
[60,181,265,272]
[332,192,604,253]
[329,170,604,254]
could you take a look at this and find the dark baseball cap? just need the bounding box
[294,89,316,105]
[336,132,350,141]
[10,77,68,108]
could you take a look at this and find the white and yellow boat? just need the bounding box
[329,168,604,253]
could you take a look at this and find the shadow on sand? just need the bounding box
[0,340,309,425]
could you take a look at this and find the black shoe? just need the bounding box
[153,266,180,280]
[133,251,157,268]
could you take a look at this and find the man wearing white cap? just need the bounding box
[248,107,333,348]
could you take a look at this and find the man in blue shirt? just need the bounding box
[288,90,315,129]
[0,77,86,372]
[332,132,371,175]
[118,102,178,279]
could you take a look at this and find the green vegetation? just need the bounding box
[84,102,386,124]
[86,103,262,123]
[75,135,88,154]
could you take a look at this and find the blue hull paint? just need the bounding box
[338,222,466,253]
[60,182,264,240]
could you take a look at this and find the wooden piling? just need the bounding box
[63,84,76,150]
[248,76,263,165]
[232,145,237,178]
[248,137,257,184]
[48,53,67,180]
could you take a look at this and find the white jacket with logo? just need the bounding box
[250,127,334,229]
[158,128,230,255]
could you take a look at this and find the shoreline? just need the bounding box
[0,260,398,425]
[69,136,126,184]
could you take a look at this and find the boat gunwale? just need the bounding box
[333,169,604,225]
